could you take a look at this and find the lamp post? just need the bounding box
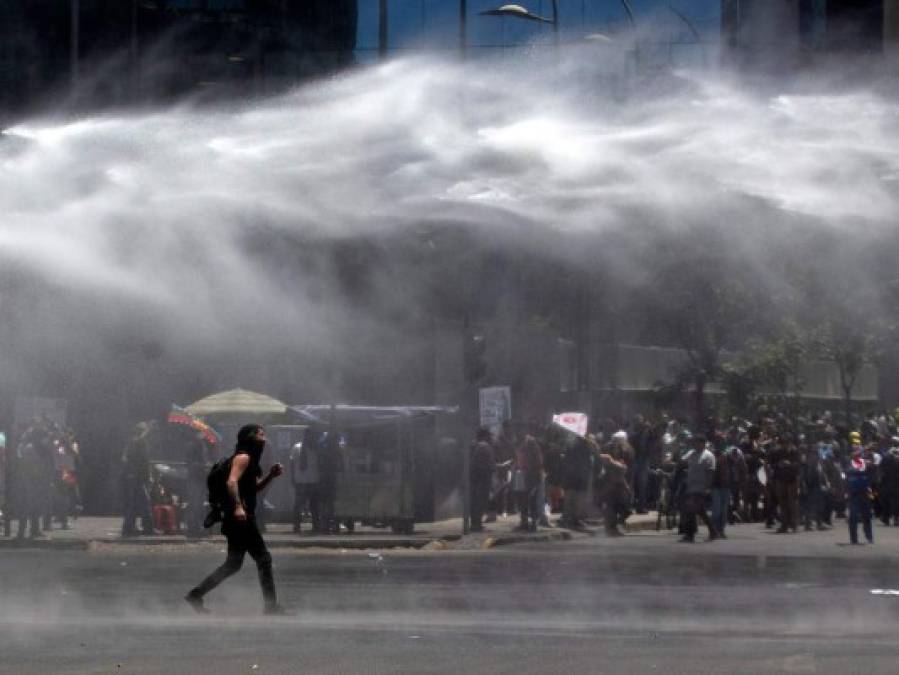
[480,3,559,48]
[460,0,467,58]
[379,0,389,59]
[480,2,639,48]
[70,0,80,92]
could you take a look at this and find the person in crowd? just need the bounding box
[121,422,155,537]
[630,415,652,515]
[290,429,321,533]
[185,424,286,614]
[710,436,732,538]
[770,436,800,534]
[316,431,339,534]
[846,443,874,545]
[724,428,748,524]
[878,438,899,526]
[678,434,718,543]
[513,428,544,533]
[820,431,846,525]
[488,420,516,522]
[185,432,212,538]
[14,430,43,540]
[0,430,6,536]
[861,413,879,445]
[36,424,56,532]
[469,427,495,533]
[560,434,592,530]
[742,438,764,523]
[800,445,829,531]
[596,442,631,537]
[53,435,79,530]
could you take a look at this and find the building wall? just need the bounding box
[721,0,803,70]
[0,0,360,114]
[886,0,899,54]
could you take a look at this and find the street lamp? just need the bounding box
[70,0,80,91]
[480,1,638,47]
[480,3,559,47]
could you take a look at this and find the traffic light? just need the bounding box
[464,334,487,383]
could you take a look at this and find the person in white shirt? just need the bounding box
[289,430,321,533]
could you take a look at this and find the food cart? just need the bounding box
[290,405,459,534]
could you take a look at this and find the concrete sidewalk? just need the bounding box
[0,511,660,551]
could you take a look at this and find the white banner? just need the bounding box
[552,412,589,438]
[479,386,511,437]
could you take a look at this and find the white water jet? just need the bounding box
[0,49,897,389]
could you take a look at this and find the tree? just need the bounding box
[738,321,810,425]
[647,239,759,428]
[811,307,883,429]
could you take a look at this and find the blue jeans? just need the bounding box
[710,488,731,535]
[848,492,873,543]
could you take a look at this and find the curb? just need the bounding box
[486,530,574,548]
[0,538,89,551]
[0,515,660,551]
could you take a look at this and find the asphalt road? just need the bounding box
[2,524,899,675]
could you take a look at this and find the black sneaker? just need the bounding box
[264,604,291,616]
[184,593,210,614]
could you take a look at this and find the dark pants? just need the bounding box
[15,477,42,539]
[293,483,321,532]
[122,481,153,535]
[848,492,873,544]
[681,493,716,540]
[185,478,206,536]
[318,482,336,533]
[775,480,799,532]
[604,487,629,534]
[189,517,277,609]
[470,480,490,530]
[743,483,762,522]
[516,484,539,530]
[562,487,585,526]
[802,488,824,528]
[879,487,899,525]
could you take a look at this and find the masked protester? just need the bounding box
[185,424,287,615]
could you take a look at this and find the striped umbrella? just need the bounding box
[185,388,287,417]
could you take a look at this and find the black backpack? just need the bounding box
[203,455,234,528]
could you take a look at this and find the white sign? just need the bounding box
[479,386,512,436]
[552,412,589,438]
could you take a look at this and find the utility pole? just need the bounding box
[70,0,80,93]
[379,0,388,59]
[130,0,139,101]
[460,0,467,59]
[551,0,559,48]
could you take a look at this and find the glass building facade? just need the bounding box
[0,1,721,114]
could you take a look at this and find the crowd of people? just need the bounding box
[1,418,82,539]
[469,409,899,545]
[3,407,898,548]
